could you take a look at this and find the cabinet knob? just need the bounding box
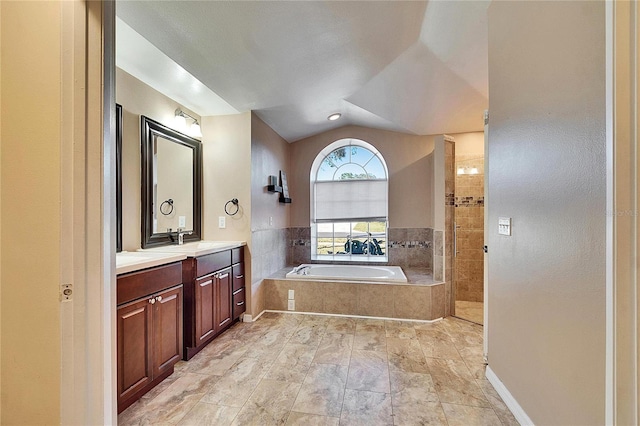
[149,298,156,304]
[156,295,162,302]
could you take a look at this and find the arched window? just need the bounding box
[310,139,388,261]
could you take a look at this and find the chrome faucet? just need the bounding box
[296,265,310,275]
[176,228,192,245]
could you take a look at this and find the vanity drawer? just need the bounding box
[117,262,182,305]
[196,250,231,277]
[231,246,244,265]
[232,262,245,292]
[232,287,246,320]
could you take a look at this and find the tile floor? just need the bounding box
[454,301,484,325]
[119,312,518,425]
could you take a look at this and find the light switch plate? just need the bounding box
[498,217,511,236]
[287,300,295,311]
[178,216,186,227]
[288,289,294,299]
[218,216,226,228]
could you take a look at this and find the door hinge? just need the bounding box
[483,245,488,253]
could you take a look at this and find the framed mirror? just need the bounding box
[116,103,123,252]
[141,115,202,248]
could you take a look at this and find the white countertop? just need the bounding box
[116,251,187,275]
[139,240,246,257]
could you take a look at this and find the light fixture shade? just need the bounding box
[457,167,465,175]
[174,113,187,131]
[470,167,479,174]
[190,122,202,138]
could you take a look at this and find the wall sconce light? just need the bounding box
[175,108,202,137]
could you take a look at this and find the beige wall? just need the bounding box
[451,131,484,157]
[201,113,253,313]
[289,126,436,228]
[251,113,290,231]
[201,113,252,241]
[250,113,290,316]
[487,2,605,424]
[116,68,202,250]
[1,2,61,423]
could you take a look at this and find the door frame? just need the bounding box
[59,1,117,424]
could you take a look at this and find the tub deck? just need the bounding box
[263,266,446,321]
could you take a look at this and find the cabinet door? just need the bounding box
[216,268,232,332]
[153,285,183,377]
[117,297,153,405]
[195,275,215,344]
[232,262,245,292]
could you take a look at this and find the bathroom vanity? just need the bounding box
[115,252,187,413]
[141,241,246,360]
[181,245,245,360]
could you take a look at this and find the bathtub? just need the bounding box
[286,264,408,283]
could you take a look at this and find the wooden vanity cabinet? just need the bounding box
[232,247,246,320]
[116,262,183,413]
[194,268,232,346]
[183,246,245,360]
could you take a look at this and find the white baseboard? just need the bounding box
[250,310,267,322]
[485,366,534,426]
[261,309,442,324]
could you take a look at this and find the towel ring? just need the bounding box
[224,198,239,216]
[160,199,174,215]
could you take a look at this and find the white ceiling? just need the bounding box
[116,1,489,142]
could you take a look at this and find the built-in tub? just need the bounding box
[285,264,408,283]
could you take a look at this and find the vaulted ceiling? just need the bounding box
[116,1,489,142]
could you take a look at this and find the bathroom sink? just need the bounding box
[140,241,245,257]
[116,251,187,275]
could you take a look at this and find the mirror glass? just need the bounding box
[141,115,202,248]
[116,104,122,252]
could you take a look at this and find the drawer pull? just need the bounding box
[236,301,245,306]
[149,298,156,305]
[200,280,213,287]
[235,275,244,279]
[218,273,229,279]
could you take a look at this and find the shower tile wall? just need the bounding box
[444,141,455,317]
[287,227,433,271]
[454,155,484,302]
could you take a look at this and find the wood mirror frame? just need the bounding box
[141,115,202,248]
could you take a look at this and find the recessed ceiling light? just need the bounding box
[327,113,342,121]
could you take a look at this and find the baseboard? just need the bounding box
[485,366,534,426]
[262,309,442,324]
[249,310,267,322]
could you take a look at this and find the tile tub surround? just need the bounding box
[288,227,434,271]
[252,228,289,314]
[118,312,518,426]
[264,267,445,321]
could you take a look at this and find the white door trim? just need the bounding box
[59,1,116,424]
[606,1,639,424]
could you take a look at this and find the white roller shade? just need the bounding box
[314,179,387,221]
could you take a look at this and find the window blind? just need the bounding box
[314,179,387,221]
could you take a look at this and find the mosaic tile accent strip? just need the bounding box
[386,241,432,249]
[454,196,484,207]
[446,192,455,206]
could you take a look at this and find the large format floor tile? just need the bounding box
[119,313,517,425]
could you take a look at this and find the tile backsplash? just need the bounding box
[287,227,434,271]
